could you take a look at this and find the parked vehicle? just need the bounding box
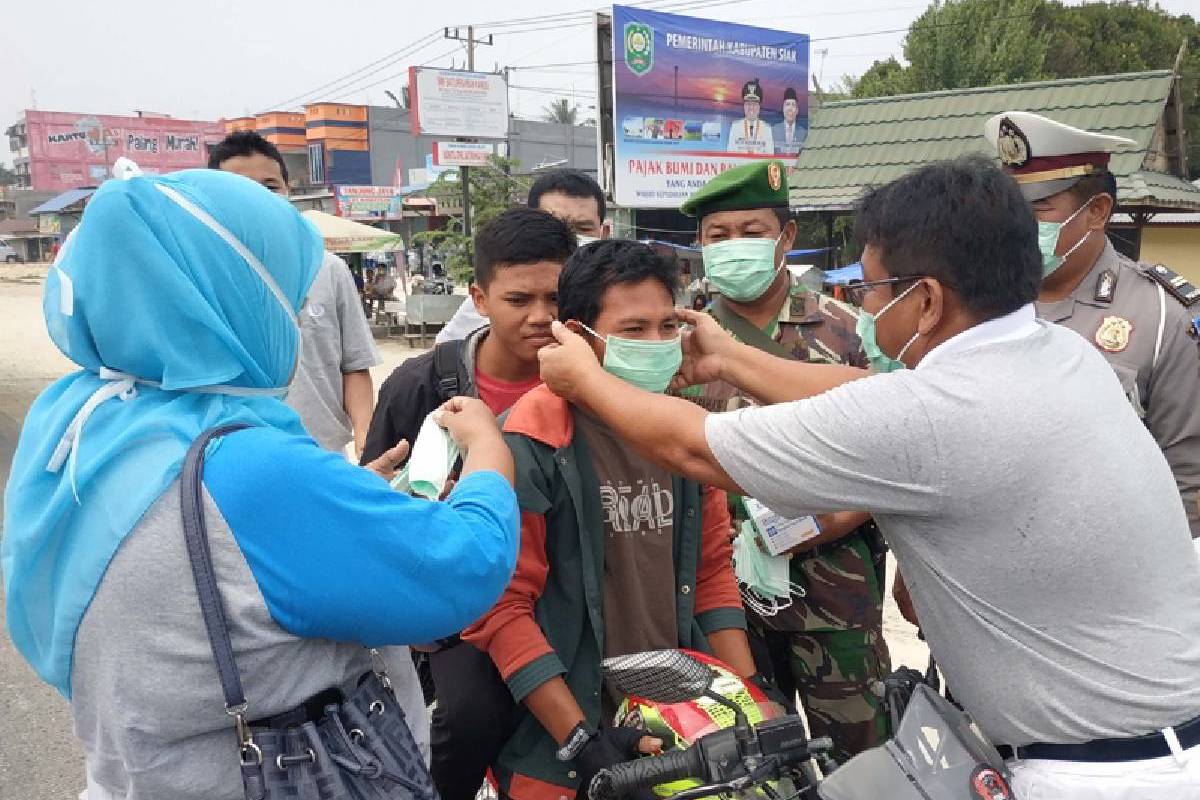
[0,239,22,263]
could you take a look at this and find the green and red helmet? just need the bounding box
[613,651,785,797]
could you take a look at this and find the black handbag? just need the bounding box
[182,424,439,800]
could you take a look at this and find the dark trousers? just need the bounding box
[747,624,799,705]
[430,642,517,800]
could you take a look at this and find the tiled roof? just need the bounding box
[791,70,1200,213]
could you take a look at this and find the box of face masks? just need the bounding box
[744,497,821,556]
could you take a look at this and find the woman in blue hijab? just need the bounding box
[2,168,519,799]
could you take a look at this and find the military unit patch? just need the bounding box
[1095,316,1133,353]
[767,162,782,192]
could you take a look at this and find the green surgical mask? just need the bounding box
[732,522,803,617]
[580,323,682,393]
[1037,196,1097,277]
[701,232,784,301]
[855,281,921,374]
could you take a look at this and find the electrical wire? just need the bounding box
[509,84,597,95]
[324,46,465,103]
[294,36,450,108]
[266,30,442,110]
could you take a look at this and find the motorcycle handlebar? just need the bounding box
[590,747,705,800]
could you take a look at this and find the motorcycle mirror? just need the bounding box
[601,650,715,704]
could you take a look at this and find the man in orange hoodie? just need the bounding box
[465,240,757,800]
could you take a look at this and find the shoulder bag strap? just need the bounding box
[180,423,252,715]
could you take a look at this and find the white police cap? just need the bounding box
[983,111,1136,201]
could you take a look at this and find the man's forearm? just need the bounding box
[343,369,375,456]
[786,511,873,555]
[707,627,756,677]
[722,343,865,405]
[572,369,741,494]
[524,676,587,745]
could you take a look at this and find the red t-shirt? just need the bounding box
[475,369,541,416]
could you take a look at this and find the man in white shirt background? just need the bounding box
[209,132,380,457]
[726,78,774,155]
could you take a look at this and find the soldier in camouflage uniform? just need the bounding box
[677,160,890,763]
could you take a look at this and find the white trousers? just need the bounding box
[1009,742,1200,799]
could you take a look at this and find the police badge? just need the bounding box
[996,116,1031,168]
[1095,316,1133,352]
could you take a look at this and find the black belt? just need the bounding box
[997,713,1200,763]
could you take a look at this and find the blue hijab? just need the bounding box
[1,168,323,696]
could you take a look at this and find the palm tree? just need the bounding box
[543,98,579,124]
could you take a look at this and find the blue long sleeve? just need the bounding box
[204,427,519,645]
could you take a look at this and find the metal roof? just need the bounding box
[28,188,96,215]
[791,70,1200,214]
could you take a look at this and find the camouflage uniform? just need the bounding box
[687,285,891,763]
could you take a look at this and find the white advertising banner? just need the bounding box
[409,67,509,139]
[433,141,495,167]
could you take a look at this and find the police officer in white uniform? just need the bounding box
[985,111,1200,544]
[727,79,775,155]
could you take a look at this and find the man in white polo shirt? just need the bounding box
[536,155,1200,798]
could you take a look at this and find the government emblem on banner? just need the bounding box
[624,22,653,76]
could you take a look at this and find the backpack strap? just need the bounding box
[433,340,462,401]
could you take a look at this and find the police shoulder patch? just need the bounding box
[1143,263,1200,307]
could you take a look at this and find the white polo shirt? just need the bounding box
[706,304,1200,746]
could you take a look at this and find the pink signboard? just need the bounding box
[24,110,226,192]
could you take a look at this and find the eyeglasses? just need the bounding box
[844,275,922,306]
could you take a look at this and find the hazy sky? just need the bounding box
[1,0,1195,147]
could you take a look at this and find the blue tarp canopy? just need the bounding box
[824,263,864,285]
[786,247,832,258]
[29,188,96,215]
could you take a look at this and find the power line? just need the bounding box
[325,46,464,103]
[293,36,450,109]
[266,30,442,110]
[509,84,598,96]
[507,60,597,70]
[810,10,1040,42]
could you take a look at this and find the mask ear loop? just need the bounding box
[1055,195,1102,266]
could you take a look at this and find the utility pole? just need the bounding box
[443,25,493,275]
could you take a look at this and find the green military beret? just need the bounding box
[681,160,789,218]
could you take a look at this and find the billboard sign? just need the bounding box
[408,68,509,140]
[608,5,809,208]
[23,110,225,192]
[433,141,494,167]
[334,185,403,218]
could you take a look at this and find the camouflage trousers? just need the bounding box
[747,532,891,765]
[788,625,891,765]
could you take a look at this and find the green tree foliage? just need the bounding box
[847,0,1199,176]
[850,57,910,99]
[413,155,532,282]
[0,163,17,186]
[543,98,580,124]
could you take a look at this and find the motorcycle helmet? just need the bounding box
[613,650,784,797]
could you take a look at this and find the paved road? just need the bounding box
[0,270,84,800]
